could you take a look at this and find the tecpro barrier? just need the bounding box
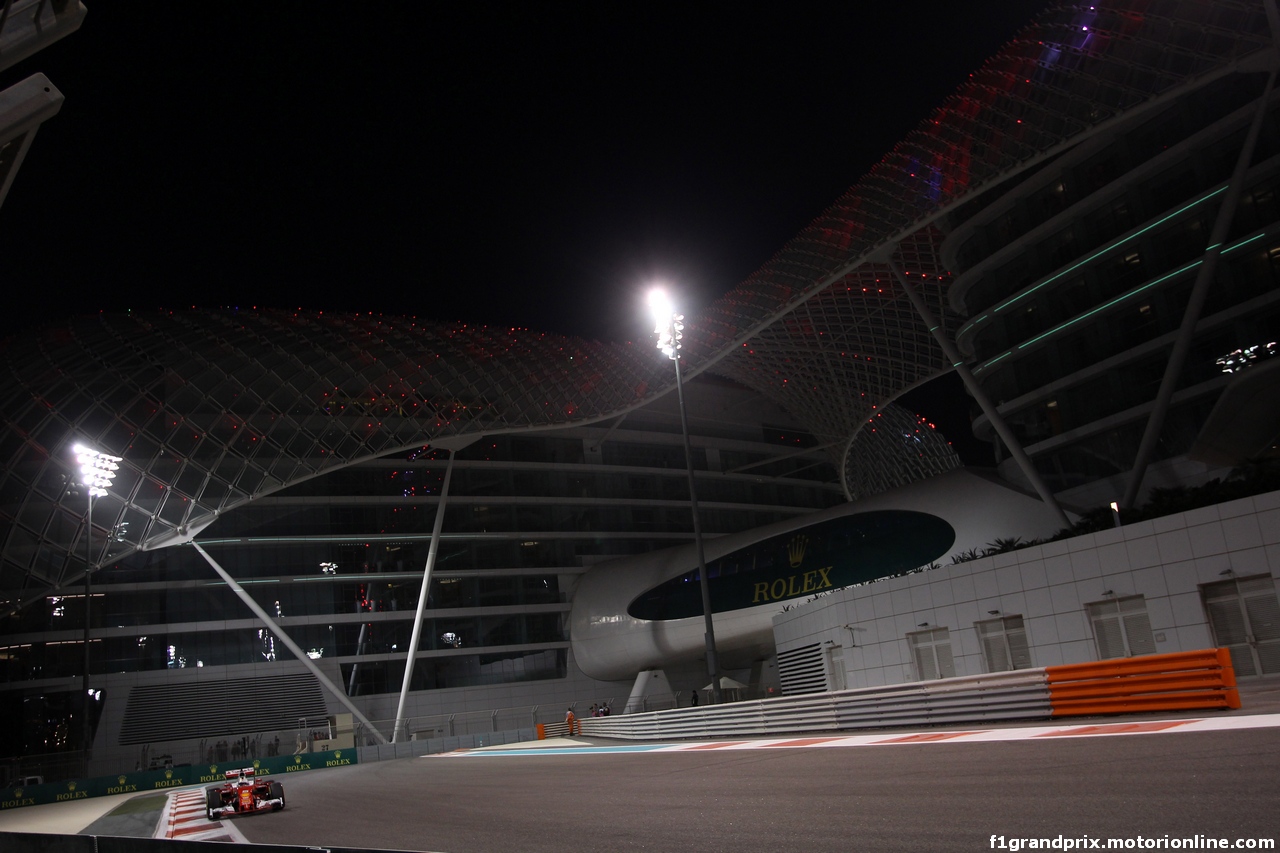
[0,748,357,811]
[1046,648,1241,716]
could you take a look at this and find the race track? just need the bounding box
[233,722,1280,853]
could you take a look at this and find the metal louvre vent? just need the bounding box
[118,673,327,745]
[777,643,827,695]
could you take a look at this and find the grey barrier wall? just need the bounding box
[0,831,406,853]
[1,749,357,812]
[0,726,536,811]
[357,727,536,763]
[578,670,1052,740]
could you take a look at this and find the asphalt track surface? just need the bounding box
[233,727,1280,853]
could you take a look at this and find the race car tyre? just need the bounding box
[269,781,285,811]
[205,787,221,821]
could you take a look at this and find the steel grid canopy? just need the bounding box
[1,1,1274,600]
[0,310,673,594]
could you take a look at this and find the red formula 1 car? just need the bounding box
[205,767,285,820]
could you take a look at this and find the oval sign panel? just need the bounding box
[627,510,955,621]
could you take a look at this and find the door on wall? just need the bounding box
[1202,576,1280,677]
[976,615,1033,672]
[908,627,955,680]
[1086,595,1156,659]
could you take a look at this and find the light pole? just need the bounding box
[74,443,120,773]
[648,288,722,704]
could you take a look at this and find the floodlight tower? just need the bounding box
[648,289,722,704]
[74,443,121,769]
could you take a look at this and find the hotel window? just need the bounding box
[976,616,1032,672]
[908,627,955,681]
[1087,595,1156,659]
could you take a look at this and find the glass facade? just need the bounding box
[947,71,1280,494]
[0,375,842,759]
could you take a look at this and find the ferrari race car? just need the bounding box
[205,767,285,819]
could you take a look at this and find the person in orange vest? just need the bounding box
[565,707,578,736]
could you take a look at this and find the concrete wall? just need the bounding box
[773,489,1280,688]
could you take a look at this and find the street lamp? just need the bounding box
[648,288,722,704]
[73,443,120,772]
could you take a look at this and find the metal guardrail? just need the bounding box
[358,727,536,763]
[4,650,1240,795]
[354,703,564,744]
[579,670,1051,741]
[575,650,1240,741]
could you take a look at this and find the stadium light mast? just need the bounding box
[648,288,722,705]
[74,443,121,773]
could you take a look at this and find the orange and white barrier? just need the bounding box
[577,649,1242,741]
[1045,648,1240,717]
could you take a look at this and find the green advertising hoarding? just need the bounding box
[1,748,358,810]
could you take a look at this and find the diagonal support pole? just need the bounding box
[1121,65,1279,508]
[392,444,463,742]
[190,541,388,744]
[884,254,1071,530]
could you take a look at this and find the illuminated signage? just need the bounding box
[627,510,954,621]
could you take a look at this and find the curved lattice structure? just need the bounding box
[844,404,962,501]
[698,1,1272,479]
[0,310,670,595]
[2,1,1274,602]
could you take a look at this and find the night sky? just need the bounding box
[0,2,1048,460]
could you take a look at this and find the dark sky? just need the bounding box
[1,3,1046,461]
[2,2,1046,339]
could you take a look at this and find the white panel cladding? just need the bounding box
[774,489,1280,688]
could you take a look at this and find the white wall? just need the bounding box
[773,489,1280,688]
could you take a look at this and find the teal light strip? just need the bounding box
[1221,231,1269,254]
[1017,259,1204,349]
[970,228,1278,375]
[990,186,1226,316]
[980,351,1013,370]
